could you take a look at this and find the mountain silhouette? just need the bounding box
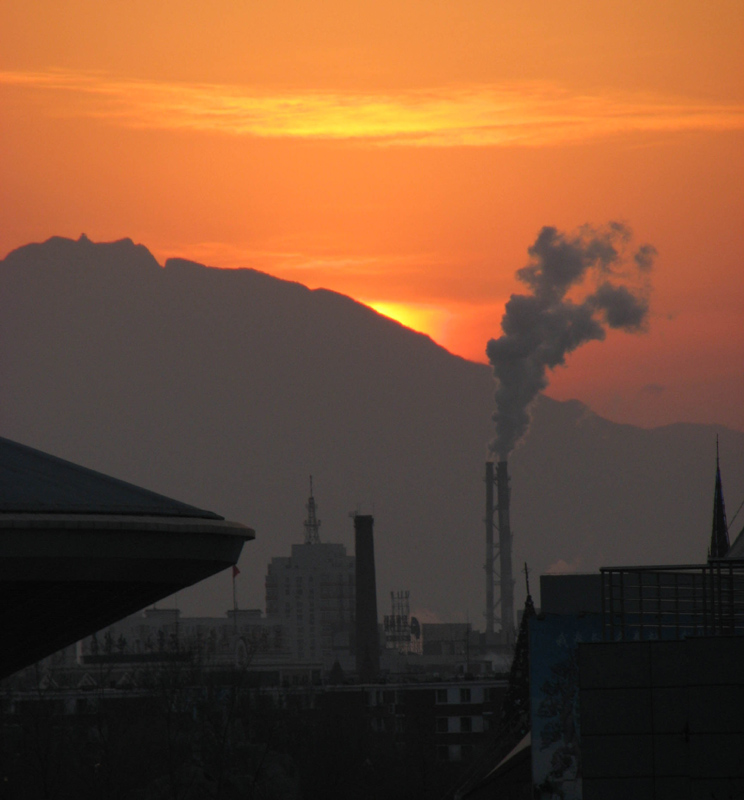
[2,235,742,620]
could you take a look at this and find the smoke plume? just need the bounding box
[487,223,655,458]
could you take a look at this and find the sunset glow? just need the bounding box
[365,301,451,342]
[2,0,743,430]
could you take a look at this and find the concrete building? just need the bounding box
[8,604,325,692]
[264,483,355,670]
[2,659,509,799]
[78,606,288,667]
[579,635,744,799]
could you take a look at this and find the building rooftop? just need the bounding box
[0,435,222,518]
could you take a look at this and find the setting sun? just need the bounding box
[365,301,451,343]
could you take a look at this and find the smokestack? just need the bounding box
[485,462,495,637]
[354,514,380,683]
[497,461,515,644]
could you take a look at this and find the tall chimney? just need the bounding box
[485,462,495,637]
[354,514,380,683]
[497,461,515,644]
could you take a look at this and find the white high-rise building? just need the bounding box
[265,481,355,669]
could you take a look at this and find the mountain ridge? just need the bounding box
[2,235,742,619]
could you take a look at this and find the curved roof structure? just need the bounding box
[0,436,222,517]
[0,437,253,678]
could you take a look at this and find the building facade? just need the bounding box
[265,541,356,669]
[264,484,355,669]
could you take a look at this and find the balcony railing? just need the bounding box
[601,560,744,641]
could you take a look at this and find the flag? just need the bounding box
[232,565,240,578]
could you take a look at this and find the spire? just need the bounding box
[496,569,535,742]
[709,437,730,559]
[304,475,321,544]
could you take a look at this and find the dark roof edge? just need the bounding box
[0,436,223,520]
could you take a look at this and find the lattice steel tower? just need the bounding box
[485,461,515,644]
[304,476,321,544]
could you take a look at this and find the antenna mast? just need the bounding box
[304,475,321,544]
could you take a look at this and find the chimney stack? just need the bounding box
[485,462,495,637]
[354,514,380,683]
[497,461,515,644]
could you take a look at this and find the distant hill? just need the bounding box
[2,235,742,621]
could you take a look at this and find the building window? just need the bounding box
[460,688,471,704]
[462,744,474,760]
[437,745,449,762]
[436,717,449,733]
[460,717,472,733]
[436,689,448,704]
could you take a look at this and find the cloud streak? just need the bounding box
[2,69,744,147]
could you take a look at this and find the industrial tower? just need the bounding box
[485,461,515,644]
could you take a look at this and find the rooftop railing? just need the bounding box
[601,560,744,641]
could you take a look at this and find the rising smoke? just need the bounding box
[487,223,656,458]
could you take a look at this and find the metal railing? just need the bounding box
[601,560,744,641]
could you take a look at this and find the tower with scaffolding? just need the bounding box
[485,461,515,646]
[304,476,321,545]
[265,478,356,669]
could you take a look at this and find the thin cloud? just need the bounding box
[153,243,443,296]
[5,68,742,146]
[161,243,427,276]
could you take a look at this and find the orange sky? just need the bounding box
[1,0,743,430]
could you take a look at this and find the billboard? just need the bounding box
[529,613,602,799]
